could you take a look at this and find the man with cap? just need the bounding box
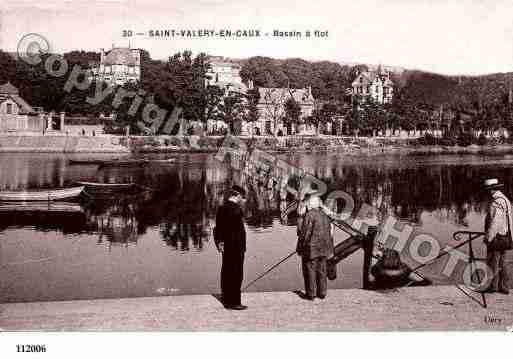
[483,178,511,294]
[215,185,248,309]
[296,195,334,300]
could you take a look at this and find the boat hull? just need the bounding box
[68,159,108,166]
[0,201,83,213]
[78,181,137,195]
[0,186,84,201]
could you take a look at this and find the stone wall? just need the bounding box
[64,125,105,136]
[0,135,129,153]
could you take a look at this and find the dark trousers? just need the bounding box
[302,256,328,298]
[487,250,509,291]
[221,251,245,306]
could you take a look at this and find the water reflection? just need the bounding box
[0,202,87,233]
[82,197,140,247]
[2,153,513,249]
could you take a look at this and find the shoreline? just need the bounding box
[1,286,512,331]
[2,134,513,155]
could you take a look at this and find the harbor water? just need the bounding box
[1,152,513,302]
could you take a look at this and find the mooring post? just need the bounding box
[363,226,378,290]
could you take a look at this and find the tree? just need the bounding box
[283,97,301,135]
[15,52,68,112]
[217,91,245,135]
[204,85,224,126]
[0,50,17,85]
[63,50,100,68]
[320,103,338,135]
[244,87,260,135]
[260,88,287,136]
[309,103,337,135]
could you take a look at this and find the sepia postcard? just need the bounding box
[0,0,512,356]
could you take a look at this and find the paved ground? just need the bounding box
[1,286,512,331]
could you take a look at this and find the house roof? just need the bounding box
[211,61,241,69]
[0,82,19,94]
[14,95,34,113]
[102,48,140,66]
[0,83,34,113]
[258,87,314,105]
[0,94,35,114]
[352,71,394,87]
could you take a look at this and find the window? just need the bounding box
[6,103,13,114]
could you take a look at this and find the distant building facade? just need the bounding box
[205,58,316,136]
[206,59,245,89]
[205,59,249,134]
[0,82,44,133]
[252,86,315,135]
[88,46,141,86]
[351,70,394,104]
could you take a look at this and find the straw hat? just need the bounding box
[306,195,322,210]
[483,178,504,190]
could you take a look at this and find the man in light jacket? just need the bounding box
[483,178,511,294]
[297,195,334,300]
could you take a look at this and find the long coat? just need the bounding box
[297,208,334,259]
[215,200,246,254]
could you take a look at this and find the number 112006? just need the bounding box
[16,344,46,353]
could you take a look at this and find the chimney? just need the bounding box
[100,48,105,63]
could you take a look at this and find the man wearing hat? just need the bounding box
[296,195,334,300]
[483,178,511,294]
[215,185,248,309]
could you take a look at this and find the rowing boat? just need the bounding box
[68,159,117,165]
[0,201,83,213]
[99,159,149,167]
[0,186,84,201]
[148,158,177,164]
[77,181,136,191]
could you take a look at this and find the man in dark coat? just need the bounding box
[215,185,248,310]
[297,195,334,300]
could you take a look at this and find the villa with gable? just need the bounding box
[351,69,394,104]
[253,86,315,136]
[202,57,317,135]
[0,82,45,133]
[88,46,142,86]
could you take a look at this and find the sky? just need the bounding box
[1,0,513,76]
